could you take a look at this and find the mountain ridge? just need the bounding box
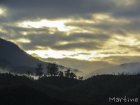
[92,62,140,76]
[0,37,67,74]
[0,37,42,67]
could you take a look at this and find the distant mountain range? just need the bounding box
[0,38,65,73]
[92,62,140,76]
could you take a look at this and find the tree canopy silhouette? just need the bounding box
[65,69,77,79]
[35,64,43,78]
[58,71,64,77]
[46,63,58,76]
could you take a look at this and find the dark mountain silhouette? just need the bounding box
[0,38,67,73]
[0,38,42,67]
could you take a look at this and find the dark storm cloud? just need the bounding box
[112,1,140,18]
[1,0,116,20]
[1,0,140,20]
[21,32,109,50]
[53,42,99,50]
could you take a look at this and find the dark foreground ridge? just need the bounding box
[0,73,140,105]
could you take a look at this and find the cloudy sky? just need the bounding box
[0,0,140,76]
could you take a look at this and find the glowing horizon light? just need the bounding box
[17,19,74,32]
[26,49,97,61]
[10,38,31,44]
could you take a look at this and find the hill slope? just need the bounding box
[0,38,42,67]
[0,38,67,73]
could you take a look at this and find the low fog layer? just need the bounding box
[92,62,140,75]
[0,68,10,73]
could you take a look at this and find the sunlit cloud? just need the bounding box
[92,13,130,24]
[27,49,97,61]
[10,38,31,44]
[17,19,75,32]
[14,13,130,36]
[26,47,140,64]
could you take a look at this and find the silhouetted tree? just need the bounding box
[58,71,64,77]
[65,69,71,78]
[65,69,77,79]
[69,72,77,79]
[47,63,58,76]
[78,76,83,80]
[35,64,43,78]
[26,70,32,76]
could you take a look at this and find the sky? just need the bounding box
[0,0,140,76]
